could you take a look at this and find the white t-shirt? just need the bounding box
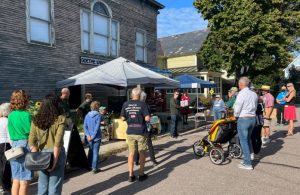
[0,117,10,144]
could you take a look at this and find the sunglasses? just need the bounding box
[175,93,179,95]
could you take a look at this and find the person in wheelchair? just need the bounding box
[99,106,112,141]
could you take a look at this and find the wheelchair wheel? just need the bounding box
[228,144,242,159]
[209,147,224,165]
[193,140,205,157]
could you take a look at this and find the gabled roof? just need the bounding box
[284,54,300,78]
[157,29,209,57]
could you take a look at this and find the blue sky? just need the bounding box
[157,0,208,38]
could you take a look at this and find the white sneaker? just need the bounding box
[250,153,254,160]
[238,163,253,170]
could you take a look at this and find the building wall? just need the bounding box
[166,55,196,68]
[0,0,159,102]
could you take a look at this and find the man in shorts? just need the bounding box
[261,85,274,145]
[121,87,150,182]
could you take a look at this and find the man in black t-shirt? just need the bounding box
[121,87,150,182]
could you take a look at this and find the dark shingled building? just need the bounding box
[0,0,164,106]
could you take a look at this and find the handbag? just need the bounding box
[25,129,54,171]
[4,146,24,161]
[25,152,53,171]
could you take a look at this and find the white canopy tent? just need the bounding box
[56,57,179,88]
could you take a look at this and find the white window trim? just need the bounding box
[80,1,119,57]
[111,20,120,57]
[26,0,55,46]
[80,9,90,52]
[135,28,147,63]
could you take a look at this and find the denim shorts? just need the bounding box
[10,140,33,181]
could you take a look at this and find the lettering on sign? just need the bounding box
[80,56,106,66]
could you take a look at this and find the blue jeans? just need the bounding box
[170,115,178,136]
[213,108,223,120]
[237,118,256,166]
[88,139,101,169]
[38,149,66,195]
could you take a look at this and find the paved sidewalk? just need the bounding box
[29,107,300,194]
[88,119,204,159]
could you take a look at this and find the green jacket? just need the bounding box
[226,96,236,109]
[29,115,66,149]
[170,98,180,115]
[8,110,32,140]
[61,99,70,117]
[78,101,91,119]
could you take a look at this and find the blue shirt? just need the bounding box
[276,91,287,105]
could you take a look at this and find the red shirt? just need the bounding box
[181,95,190,103]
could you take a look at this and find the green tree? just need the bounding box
[194,0,300,84]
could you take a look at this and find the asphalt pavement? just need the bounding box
[29,108,300,195]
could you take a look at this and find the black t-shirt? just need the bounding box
[121,100,150,135]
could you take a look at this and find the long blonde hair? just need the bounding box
[287,83,296,98]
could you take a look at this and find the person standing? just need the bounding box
[226,87,238,109]
[8,90,33,195]
[261,85,275,145]
[251,96,264,158]
[28,95,66,195]
[213,95,226,120]
[135,91,159,167]
[234,77,257,170]
[169,90,180,138]
[99,107,112,141]
[180,91,190,125]
[275,86,288,126]
[0,103,12,193]
[60,88,71,118]
[76,93,93,120]
[284,83,297,135]
[121,87,150,182]
[84,101,102,173]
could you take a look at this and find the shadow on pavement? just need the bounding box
[253,130,285,167]
[71,145,194,195]
[256,161,300,169]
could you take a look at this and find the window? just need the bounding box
[27,0,54,44]
[82,11,90,51]
[209,77,221,94]
[111,21,119,57]
[135,29,147,62]
[81,1,119,57]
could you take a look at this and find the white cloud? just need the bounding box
[158,7,208,38]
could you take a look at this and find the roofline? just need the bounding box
[147,0,165,9]
[158,29,209,39]
[165,52,199,58]
[284,55,300,71]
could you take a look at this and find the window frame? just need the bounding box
[135,28,147,63]
[80,1,119,57]
[26,0,55,46]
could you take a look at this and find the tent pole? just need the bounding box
[197,84,199,113]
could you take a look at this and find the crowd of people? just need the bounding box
[233,77,296,170]
[0,79,297,194]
